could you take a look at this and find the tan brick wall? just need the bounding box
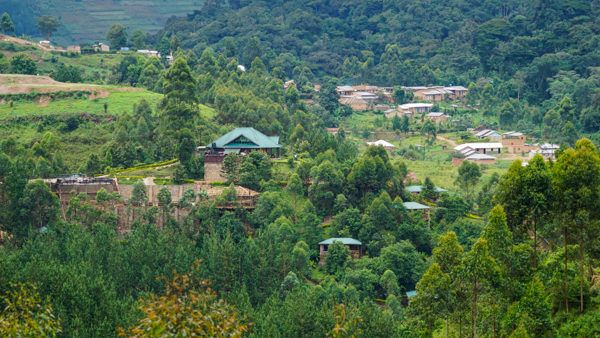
[204,162,225,182]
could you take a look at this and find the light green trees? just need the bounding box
[455,161,481,200]
[0,284,61,337]
[462,239,498,338]
[412,263,453,335]
[325,241,350,275]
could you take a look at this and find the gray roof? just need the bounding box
[403,201,431,210]
[319,237,362,245]
[406,185,447,193]
[209,127,281,149]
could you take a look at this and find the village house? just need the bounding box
[319,238,362,264]
[137,49,160,57]
[530,143,560,160]
[475,129,501,141]
[454,142,503,156]
[403,85,469,101]
[339,91,379,111]
[426,112,448,123]
[336,85,394,110]
[464,153,497,164]
[366,139,396,150]
[203,127,281,182]
[398,103,434,115]
[66,45,81,53]
[445,86,469,100]
[92,42,110,52]
[501,131,536,154]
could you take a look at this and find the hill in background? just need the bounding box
[0,0,203,44]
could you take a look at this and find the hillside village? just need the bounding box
[0,2,599,337]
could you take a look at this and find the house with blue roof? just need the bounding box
[203,127,282,182]
[318,237,363,264]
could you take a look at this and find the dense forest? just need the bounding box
[156,0,600,141]
[0,1,599,337]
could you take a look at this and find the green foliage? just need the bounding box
[325,241,350,275]
[36,15,60,39]
[0,284,61,337]
[0,12,15,35]
[106,24,127,50]
[10,53,37,75]
[455,161,481,199]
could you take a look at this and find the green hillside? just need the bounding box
[0,0,203,44]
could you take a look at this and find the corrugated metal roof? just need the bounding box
[210,127,281,149]
[406,185,448,193]
[403,201,430,210]
[319,238,362,245]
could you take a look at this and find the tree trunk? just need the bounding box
[579,239,584,313]
[532,219,537,268]
[472,280,477,338]
[563,225,569,313]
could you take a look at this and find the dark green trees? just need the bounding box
[106,24,127,49]
[1,12,15,35]
[36,16,60,40]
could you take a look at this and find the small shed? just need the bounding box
[318,237,362,264]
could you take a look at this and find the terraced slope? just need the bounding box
[0,0,203,44]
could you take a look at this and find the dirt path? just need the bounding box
[437,135,458,147]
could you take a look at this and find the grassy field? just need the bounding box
[0,75,215,120]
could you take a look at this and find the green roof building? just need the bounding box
[203,127,281,182]
[207,127,281,155]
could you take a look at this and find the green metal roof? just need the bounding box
[319,237,362,245]
[209,127,281,149]
[406,185,448,193]
[403,201,430,210]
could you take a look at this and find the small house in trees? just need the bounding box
[406,185,447,195]
[203,127,281,182]
[319,238,362,264]
[403,201,431,224]
[366,139,396,150]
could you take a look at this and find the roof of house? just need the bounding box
[406,290,417,298]
[319,238,362,245]
[502,131,524,137]
[403,201,431,210]
[475,129,500,138]
[445,86,468,91]
[427,112,446,117]
[540,143,560,150]
[465,153,496,160]
[406,185,448,193]
[399,103,434,109]
[367,140,395,148]
[454,143,503,151]
[209,127,281,149]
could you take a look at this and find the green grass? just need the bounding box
[0,87,215,120]
[0,88,161,119]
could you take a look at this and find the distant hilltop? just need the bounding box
[0,0,203,44]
